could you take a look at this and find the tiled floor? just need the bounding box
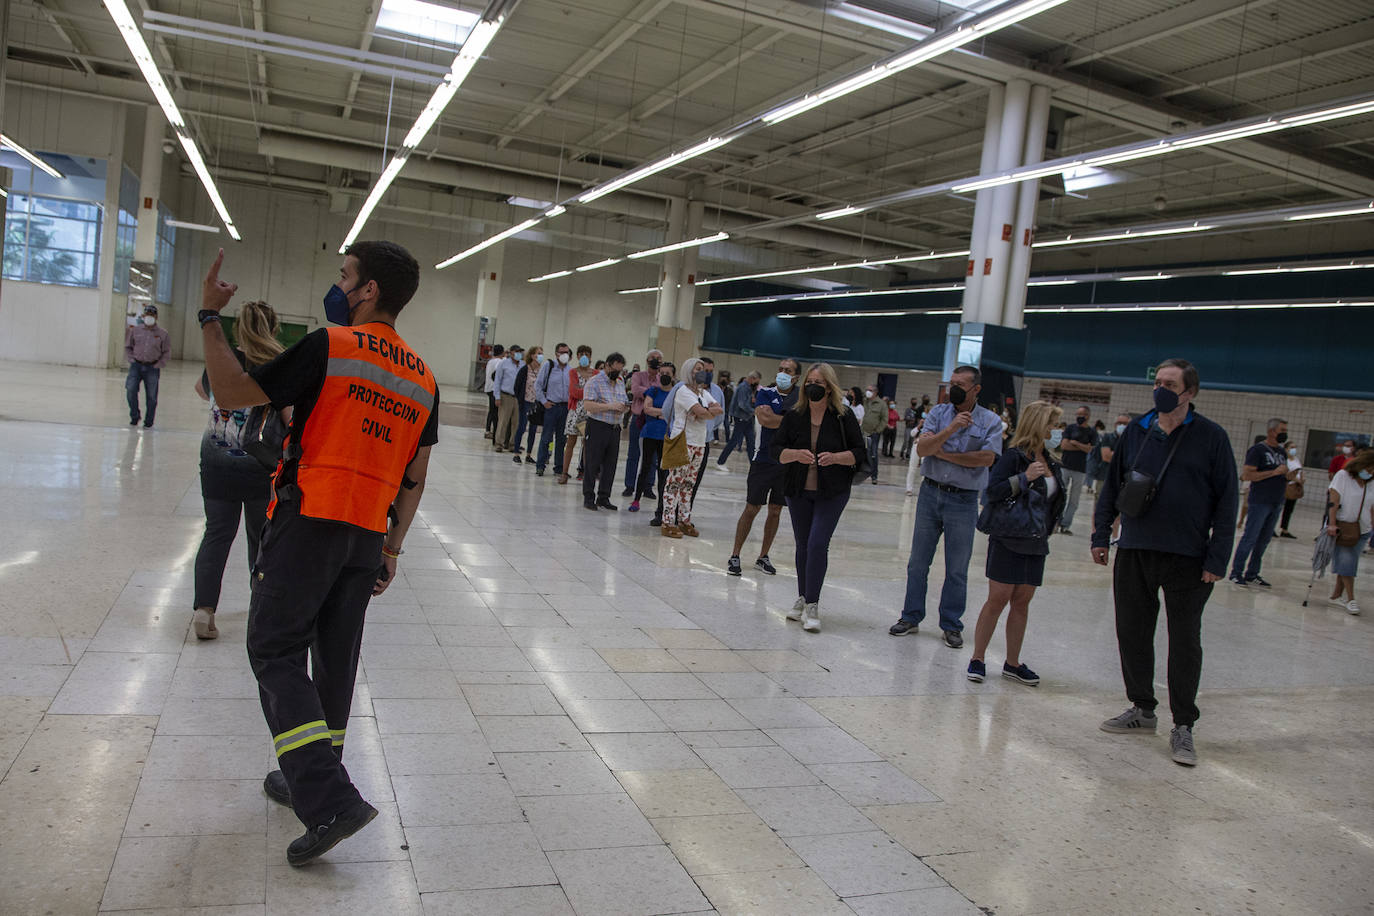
[1,359,1372,915]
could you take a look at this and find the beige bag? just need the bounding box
[660,431,689,470]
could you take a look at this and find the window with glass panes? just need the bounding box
[155,203,175,303]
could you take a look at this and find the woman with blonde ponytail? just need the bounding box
[189,299,285,640]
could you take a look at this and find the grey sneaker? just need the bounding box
[802,603,820,633]
[1099,706,1158,734]
[1170,725,1197,766]
[786,597,805,621]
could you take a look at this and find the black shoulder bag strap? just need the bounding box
[1116,420,1188,518]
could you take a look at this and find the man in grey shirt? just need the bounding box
[889,366,1003,647]
[124,305,171,428]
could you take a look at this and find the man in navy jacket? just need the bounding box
[1091,358,1238,768]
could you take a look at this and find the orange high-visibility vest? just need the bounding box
[271,324,437,532]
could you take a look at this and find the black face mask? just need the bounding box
[806,383,827,403]
[1275,431,1288,444]
[948,385,967,406]
[607,369,621,381]
[647,358,661,370]
[1076,416,1087,425]
[659,374,672,387]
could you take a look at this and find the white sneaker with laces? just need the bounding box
[786,597,805,621]
[1347,599,1361,616]
[802,602,820,633]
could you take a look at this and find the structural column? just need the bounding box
[960,83,1004,324]
[975,79,1031,325]
[134,105,164,263]
[673,199,704,333]
[654,196,688,331]
[1002,84,1052,329]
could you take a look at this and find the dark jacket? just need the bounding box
[984,447,1068,556]
[513,364,529,406]
[1092,406,1238,577]
[770,404,867,499]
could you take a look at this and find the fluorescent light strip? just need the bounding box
[772,300,1374,319]
[679,248,970,290]
[165,219,221,233]
[1223,261,1374,276]
[626,232,729,260]
[1027,279,1076,286]
[1285,204,1374,221]
[528,269,573,283]
[618,285,660,294]
[1118,273,1174,281]
[0,134,62,179]
[575,257,621,272]
[705,282,965,307]
[576,136,732,205]
[1033,224,1215,248]
[102,0,240,240]
[343,10,507,253]
[436,217,538,269]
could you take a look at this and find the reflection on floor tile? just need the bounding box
[2,373,1371,916]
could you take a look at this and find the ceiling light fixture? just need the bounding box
[165,219,222,233]
[436,216,538,269]
[528,269,573,283]
[618,285,661,294]
[101,0,240,239]
[342,1,514,254]
[1284,203,1374,221]
[1117,273,1175,281]
[626,232,729,260]
[575,136,733,205]
[575,257,622,272]
[0,134,62,179]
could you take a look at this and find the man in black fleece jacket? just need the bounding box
[1091,358,1238,768]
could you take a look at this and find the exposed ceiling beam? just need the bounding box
[1054,0,1281,69]
[1157,20,1374,100]
[28,0,96,77]
[342,1,385,120]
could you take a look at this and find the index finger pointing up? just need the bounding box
[207,247,224,281]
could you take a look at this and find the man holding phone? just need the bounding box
[1091,358,1237,767]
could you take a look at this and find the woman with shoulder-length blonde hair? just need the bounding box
[190,299,287,640]
[770,362,866,632]
[966,399,1067,686]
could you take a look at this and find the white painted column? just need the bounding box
[134,105,164,262]
[655,196,687,329]
[674,199,704,331]
[975,79,1030,325]
[960,83,1004,323]
[475,242,504,321]
[98,104,128,367]
[1002,84,1052,329]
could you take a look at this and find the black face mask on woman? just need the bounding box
[806,383,827,402]
[659,373,672,387]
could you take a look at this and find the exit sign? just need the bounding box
[741,348,755,356]
[1146,366,1156,381]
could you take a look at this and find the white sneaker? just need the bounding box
[786,597,805,621]
[802,603,820,633]
[1330,597,1349,611]
[711,463,731,474]
[1348,599,1361,616]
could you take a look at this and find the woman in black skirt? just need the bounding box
[967,400,1067,686]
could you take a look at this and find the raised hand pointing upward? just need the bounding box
[202,248,238,312]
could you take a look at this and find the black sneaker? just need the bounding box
[888,619,918,636]
[1058,526,1073,535]
[1229,575,1247,587]
[943,630,963,649]
[644,490,657,501]
[524,454,535,464]
[512,455,523,464]
[263,769,291,806]
[621,487,634,497]
[1002,662,1040,686]
[649,517,662,527]
[596,499,618,511]
[535,468,545,477]
[286,798,378,866]
[129,417,140,426]
[727,556,742,576]
[754,556,777,575]
[1246,576,1272,588]
[583,499,598,511]
[1278,531,1296,539]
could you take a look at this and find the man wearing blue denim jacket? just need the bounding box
[889,365,1002,647]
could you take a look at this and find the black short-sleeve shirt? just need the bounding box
[1244,441,1286,504]
[1060,422,1097,472]
[249,326,441,457]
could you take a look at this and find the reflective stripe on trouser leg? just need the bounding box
[331,728,346,748]
[274,719,332,757]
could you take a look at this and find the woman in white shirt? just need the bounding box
[1277,443,1304,538]
[660,357,722,538]
[1326,451,1374,615]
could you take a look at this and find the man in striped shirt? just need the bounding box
[581,352,630,511]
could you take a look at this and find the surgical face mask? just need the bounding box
[659,373,672,387]
[1275,431,1288,444]
[578,355,590,368]
[694,369,713,385]
[775,371,794,390]
[1360,470,1372,481]
[323,282,360,325]
[806,383,827,402]
[536,353,546,364]
[1047,430,1063,448]
[1288,447,1298,457]
[948,385,968,407]
[1152,385,1180,414]
[647,357,661,370]
[1116,424,1127,435]
[142,315,156,327]
[511,352,522,361]
[865,390,875,399]
[557,352,570,365]
[1343,446,1354,455]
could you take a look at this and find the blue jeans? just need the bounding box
[716,418,755,464]
[624,415,643,489]
[513,402,533,455]
[536,403,568,472]
[1231,500,1282,580]
[900,481,978,632]
[126,363,161,425]
[866,433,882,482]
[787,490,850,603]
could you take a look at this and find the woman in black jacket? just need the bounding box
[771,362,867,633]
[968,400,1067,686]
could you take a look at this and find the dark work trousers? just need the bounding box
[882,426,897,457]
[690,443,712,509]
[716,418,755,465]
[786,490,851,603]
[536,403,568,472]
[624,415,644,491]
[1112,548,1212,728]
[126,362,161,425]
[652,463,670,523]
[246,503,382,827]
[635,437,663,502]
[866,432,882,482]
[1280,496,1298,532]
[485,391,498,435]
[582,418,621,502]
[193,496,269,609]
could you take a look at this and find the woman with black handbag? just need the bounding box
[772,363,867,633]
[190,300,286,640]
[967,400,1067,685]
